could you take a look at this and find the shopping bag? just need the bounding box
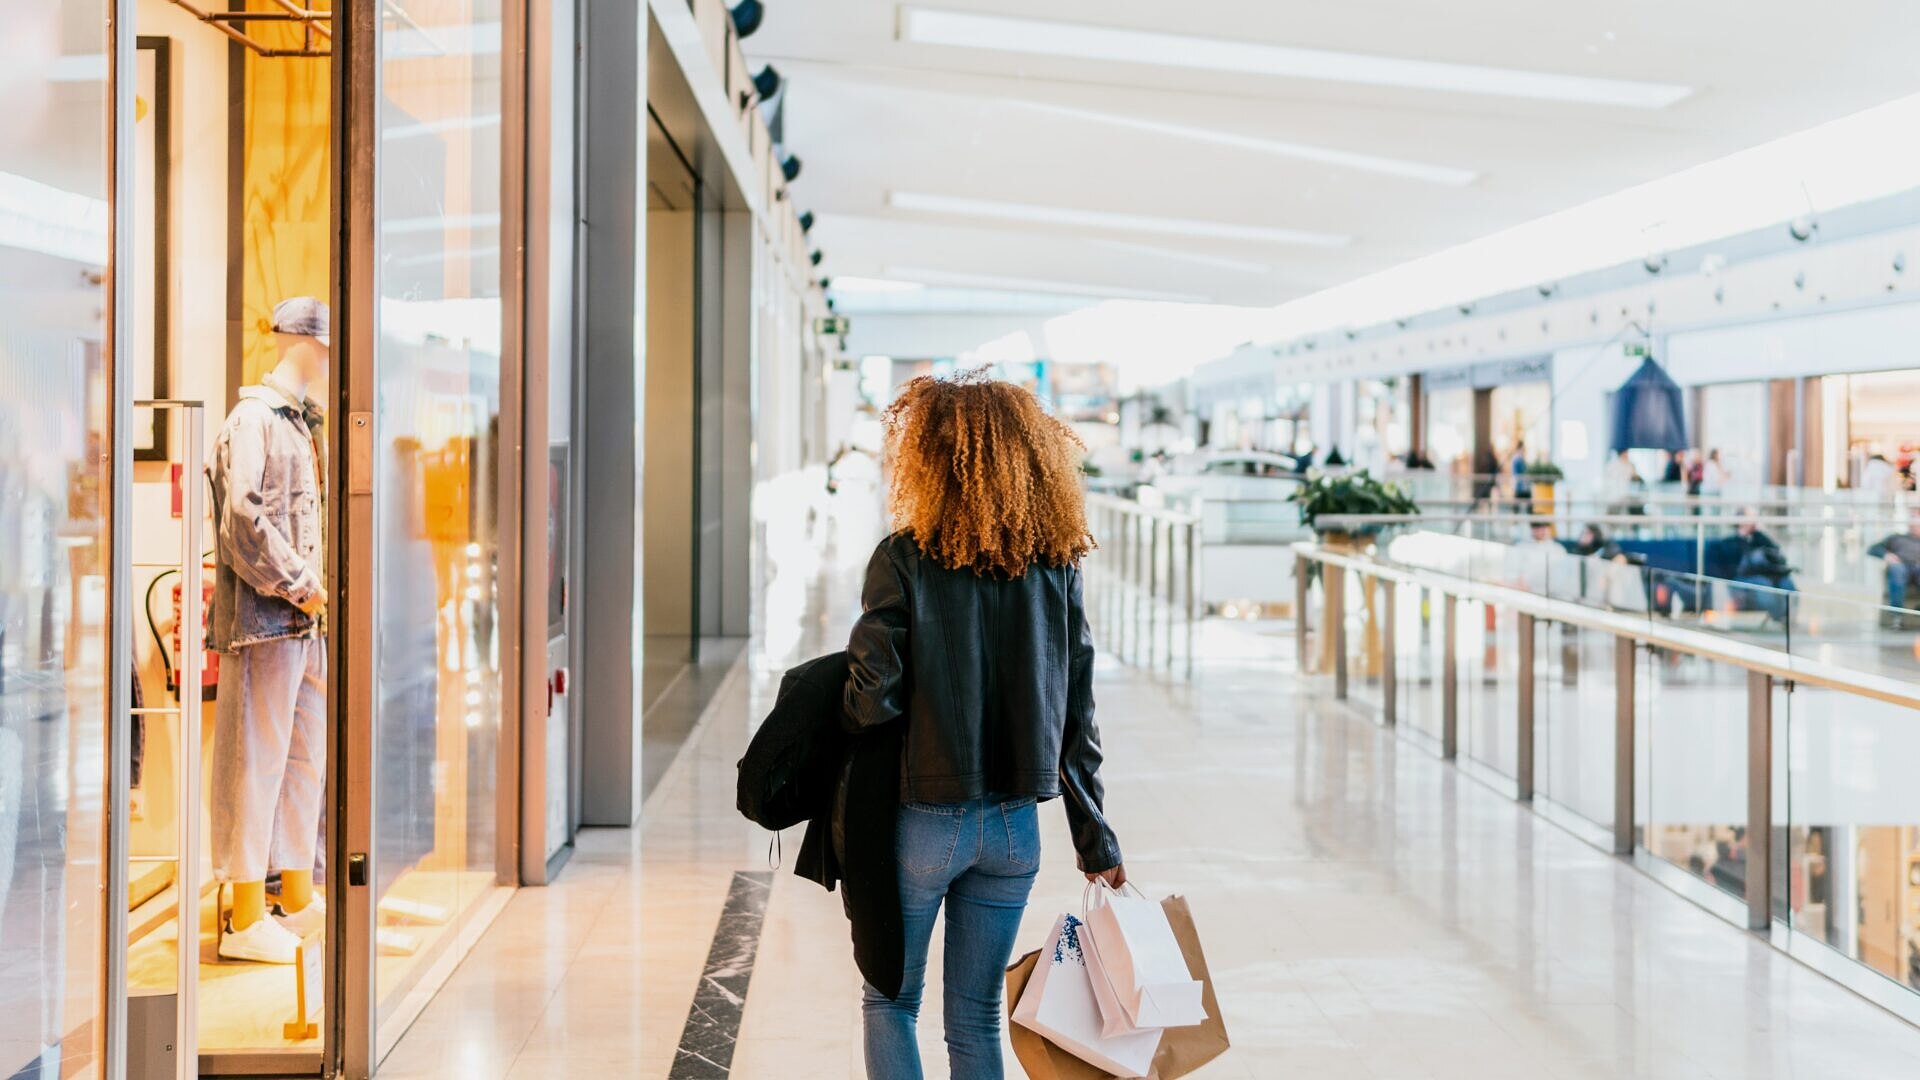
[1083,884,1207,1030]
[1009,914,1162,1078]
[1150,896,1231,1078]
[1007,898,1231,1079]
[1083,910,1160,1040]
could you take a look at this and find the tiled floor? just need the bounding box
[380,517,1920,1079]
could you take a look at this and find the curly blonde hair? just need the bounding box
[881,370,1095,577]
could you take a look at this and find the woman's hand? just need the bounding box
[1085,864,1127,889]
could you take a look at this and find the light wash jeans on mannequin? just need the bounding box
[210,635,326,883]
[863,797,1040,1080]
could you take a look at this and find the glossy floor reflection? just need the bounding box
[381,518,1920,1079]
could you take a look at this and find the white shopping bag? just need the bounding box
[1012,914,1163,1078]
[1083,883,1208,1030]
[1084,911,1161,1040]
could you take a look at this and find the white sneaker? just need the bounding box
[218,915,301,964]
[274,897,326,938]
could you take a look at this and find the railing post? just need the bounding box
[1294,551,1310,674]
[1184,518,1198,677]
[1330,561,1348,699]
[1516,612,1535,801]
[1746,670,1773,930]
[1148,517,1163,669]
[1613,634,1637,855]
[1381,578,1398,727]
[1442,592,1459,759]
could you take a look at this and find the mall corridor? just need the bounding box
[21,1,1920,1077]
[371,508,1920,1080]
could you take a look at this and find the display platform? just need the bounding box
[125,867,501,1053]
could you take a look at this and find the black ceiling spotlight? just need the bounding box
[809,250,823,266]
[730,0,765,39]
[753,64,781,101]
[798,211,815,233]
[780,152,802,182]
[818,276,832,290]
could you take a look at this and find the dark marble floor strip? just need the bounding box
[668,870,774,1078]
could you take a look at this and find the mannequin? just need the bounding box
[205,297,330,964]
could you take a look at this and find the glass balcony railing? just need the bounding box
[1291,518,1920,1019]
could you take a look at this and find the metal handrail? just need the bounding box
[1313,511,1920,529]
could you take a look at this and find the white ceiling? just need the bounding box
[747,1,1920,313]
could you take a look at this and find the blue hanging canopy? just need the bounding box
[1609,357,1688,453]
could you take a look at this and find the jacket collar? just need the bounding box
[240,381,324,430]
[238,384,297,413]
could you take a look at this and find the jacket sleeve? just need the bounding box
[1870,537,1891,559]
[215,413,320,606]
[843,542,911,733]
[1061,565,1122,873]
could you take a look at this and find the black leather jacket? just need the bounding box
[844,532,1122,872]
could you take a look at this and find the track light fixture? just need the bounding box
[780,153,802,182]
[799,211,815,233]
[753,64,781,101]
[730,0,765,39]
[818,277,832,290]
[809,250,823,266]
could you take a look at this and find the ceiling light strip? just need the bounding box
[884,265,1213,303]
[1021,102,1477,186]
[888,191,1350,247]
[1089,239,1272,274]
[902,7,1692,109]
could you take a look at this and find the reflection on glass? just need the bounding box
[1643,649,1750,902]
[0,0,109,1072]
[375,0,507,1050]
[1536,624,1616,830]
[1459,599,1520,778]
[1786,683,1920,989]
[1392,584,1447,746]
[1343,571,1385,710]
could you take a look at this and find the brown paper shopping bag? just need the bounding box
[1006,896,1230,1080]
[1152,896,1230,1078]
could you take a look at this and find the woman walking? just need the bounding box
[844,371,1125,1079]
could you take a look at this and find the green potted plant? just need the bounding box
[1523,460,1563,514]
[1288,470,1418,547]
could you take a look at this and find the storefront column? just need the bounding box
[578,2,649,827]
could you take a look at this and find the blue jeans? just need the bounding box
[863,797,1040,1080]
[1889,560,1912,609]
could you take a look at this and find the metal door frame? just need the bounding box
[330,1,533,1073]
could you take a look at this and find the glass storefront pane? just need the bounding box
[0,0,110,1072]
[375,0,508,1045]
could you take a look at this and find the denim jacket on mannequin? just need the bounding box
[207,381,323,652]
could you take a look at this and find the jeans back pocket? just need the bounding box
[900,802,966,875]
[999,798,1040,873]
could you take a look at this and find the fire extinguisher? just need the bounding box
[170,565,219,701]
